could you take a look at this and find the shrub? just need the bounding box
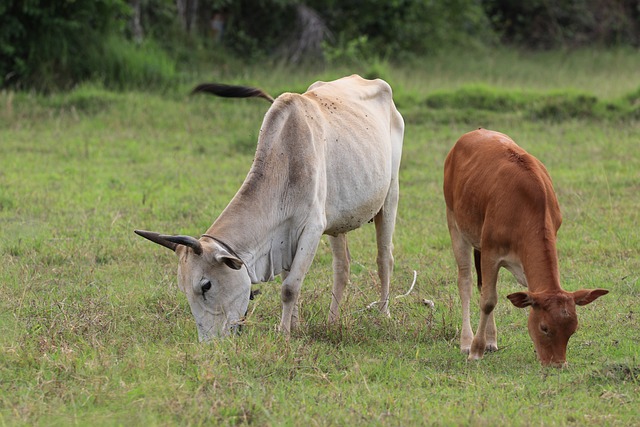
[482,0,640,48]
[0,0,130,91]
[92,37,177,91]
[423,85,625,121]
[315,0,496,59]
[531,91,598,120]
[425,85,530,112]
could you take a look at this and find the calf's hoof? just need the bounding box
[469,341,487,360]
[485,344,498,353]
[467,352,484,361]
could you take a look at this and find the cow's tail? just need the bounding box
[191,83,274,103]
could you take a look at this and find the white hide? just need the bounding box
[139,75,404,340]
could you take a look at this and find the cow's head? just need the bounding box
[507,288,608,367]
[135,230,251,342]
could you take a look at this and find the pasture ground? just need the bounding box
[1,47,639,425]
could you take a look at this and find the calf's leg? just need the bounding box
[469,253,500,360]
[474,249,498,352]
[446,209,474,354]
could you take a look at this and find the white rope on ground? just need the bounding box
[365,270,420,310]
[394,270,417,299]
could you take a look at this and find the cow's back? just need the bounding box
[443,129,561,248]
[218,75,403,240]
[304,75,404,234]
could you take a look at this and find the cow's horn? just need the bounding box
[159,234,203,255]
[135,230,178,252]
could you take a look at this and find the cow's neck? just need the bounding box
[205,104,314,284]
[206,180,299,284]
[520,226,562,293]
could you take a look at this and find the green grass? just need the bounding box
[1,48,639,426]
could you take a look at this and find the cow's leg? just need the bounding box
[446,209,475,354]
[328,233,350,324]
[469,253,500,360]
[279,226,323,336]
[280,271,300,330]
[374,184,399,317]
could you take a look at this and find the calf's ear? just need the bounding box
[507,291,534,308]
[572,289,609,306]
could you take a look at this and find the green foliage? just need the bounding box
[132,0,220,67]
[533,90,599,120]
[0,0,131,91]
[482,0,640,48]
[322,35,372,64]
[220,0,299,60]
[424,84,640,121]
[175,0,499,63]
[624,85,640,112]
[314,0,496,60]
[426,84,530,111]
[39,83,125,115]
[92,37,177,90]
[3,1,640,92]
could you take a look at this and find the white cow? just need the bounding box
[136,75,404,341]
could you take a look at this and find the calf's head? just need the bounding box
[135,230,251,341]
[507,289,608,367]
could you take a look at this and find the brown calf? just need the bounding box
[443,129,608,367]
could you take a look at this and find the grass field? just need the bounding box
[1,48,639,426]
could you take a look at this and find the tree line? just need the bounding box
[1,0,638,91]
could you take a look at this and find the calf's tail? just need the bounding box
[191,83,274,103]
[474,248,482,291]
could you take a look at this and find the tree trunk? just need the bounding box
[130,0,144,43]
[188,0,199,34]
[176,0,187,31]
[176,0,199,34]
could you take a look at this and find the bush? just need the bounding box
[0,0,131,91]
[482,0,640,48]
[92,37,177,91]
[0,1,180,92]
[425,84,530,111]
[531,91,598,120]
[423,84,640,121]
[214,0,497,62]
[314,0,496,60]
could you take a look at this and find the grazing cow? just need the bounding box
[136,75,404,341]
[443,128,608,366]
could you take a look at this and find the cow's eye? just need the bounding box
[201,281,212,300]
[539,324,550,335]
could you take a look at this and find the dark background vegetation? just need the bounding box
[1,0,639,91]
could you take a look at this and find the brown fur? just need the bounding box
[444,128,608,366]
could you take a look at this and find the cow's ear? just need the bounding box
[507,292,534,308]
[572,289,608,306]
[214,251,243,270]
